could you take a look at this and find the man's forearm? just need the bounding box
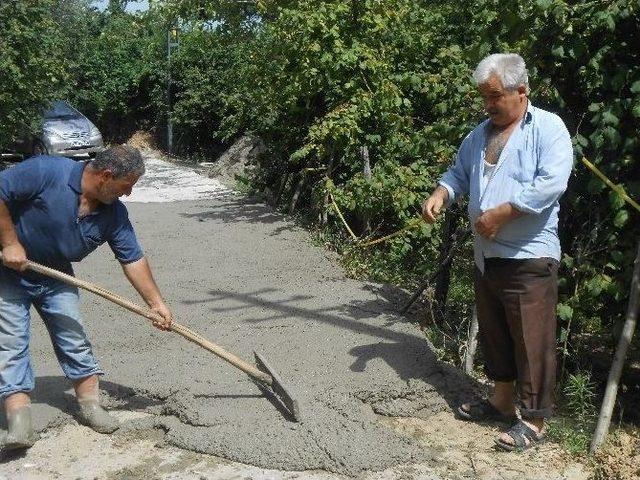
[496,202,525,224]
[122,256,172,330]
[121,257,165,307]
[432,185,450,203]
[0,201,20,248]
[475,202,526,239]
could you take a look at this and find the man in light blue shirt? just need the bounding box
[422,53,573,451]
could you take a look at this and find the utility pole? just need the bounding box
[166,26,179,154]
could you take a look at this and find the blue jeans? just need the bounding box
[0,267,102,398]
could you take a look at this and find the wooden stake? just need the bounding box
[464,305,479,375]
[359,145,371,234]
[288,173,305,214]
[590,240,640,452]
[321,146,335,226]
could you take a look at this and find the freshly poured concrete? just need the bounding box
[1,158,475,475]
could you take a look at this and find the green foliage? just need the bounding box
[62,6,167,140]
[548,371,598,454]
[3,1,638,415]
[564,371,597,419]
[168,25,254,155]
[0,0,68,149]
[0,0,167,148]
[166,0,639,358]
[547,416,594,455]
[212,0,486,285]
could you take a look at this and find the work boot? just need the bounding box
[4,406,38,450]
[77,402,120,434]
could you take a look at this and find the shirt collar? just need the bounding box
[68,160,88,194]
[483,100,534,133]
[521,100,534,127]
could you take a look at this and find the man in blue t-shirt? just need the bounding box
[0,145,173,449]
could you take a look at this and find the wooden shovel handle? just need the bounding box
[0,256,273,385]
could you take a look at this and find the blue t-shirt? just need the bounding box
[0,155,143,275]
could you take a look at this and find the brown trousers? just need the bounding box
[475,257,559,419]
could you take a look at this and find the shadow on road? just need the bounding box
[180,197,302,236]
[182,283,476,413]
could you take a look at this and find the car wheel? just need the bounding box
[32,140,48,156]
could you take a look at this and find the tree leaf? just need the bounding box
[557,304,574,321]
[613,209,629,228]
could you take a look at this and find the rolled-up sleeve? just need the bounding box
[511,119,573,215]
[439,134,472,206]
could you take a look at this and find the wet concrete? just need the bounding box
[2,174,475,475]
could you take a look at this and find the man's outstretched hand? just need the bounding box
[422,186,450,223]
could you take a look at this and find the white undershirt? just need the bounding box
[482,160,497,192]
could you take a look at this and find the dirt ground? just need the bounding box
[0,411,592,479]
[0,150,594,479]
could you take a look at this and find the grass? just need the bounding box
[547,371,598,455]
[547,416,595,455]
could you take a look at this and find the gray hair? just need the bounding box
[472,53,530,93]
[90,145,145,178]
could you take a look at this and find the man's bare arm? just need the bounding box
[121,256,173,330]
[0,201,27,271]
[475,202,525,240]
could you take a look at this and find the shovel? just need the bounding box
[0,255,301,421]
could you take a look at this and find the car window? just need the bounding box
[43,101,81,120]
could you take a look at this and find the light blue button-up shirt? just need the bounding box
[439,102,573,272]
